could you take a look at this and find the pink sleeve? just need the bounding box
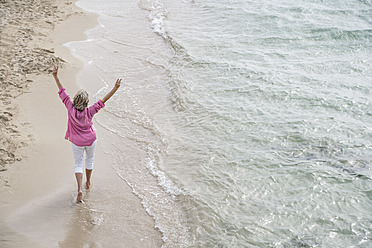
[58,87,73,110]
[87,100,105,117]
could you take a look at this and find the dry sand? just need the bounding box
[0,0,163,247]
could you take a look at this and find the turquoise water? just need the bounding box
[70,0,372,247]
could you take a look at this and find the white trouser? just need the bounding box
[71,141,96,174]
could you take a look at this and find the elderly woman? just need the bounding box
[52,65,121,203]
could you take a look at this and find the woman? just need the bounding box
[52,65,121,202]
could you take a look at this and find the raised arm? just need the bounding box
[52,65,63,90]
[102,79,121,104]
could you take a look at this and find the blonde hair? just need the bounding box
[73,89,89,111]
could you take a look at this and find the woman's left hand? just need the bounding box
[52,65,58,77]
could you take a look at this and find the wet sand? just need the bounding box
[0,0,163,247]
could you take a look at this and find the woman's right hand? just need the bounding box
[102,79,122,104]
[114,79,122,89]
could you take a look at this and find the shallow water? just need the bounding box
[70,0,372,247]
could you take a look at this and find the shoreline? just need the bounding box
[0,0,163,247]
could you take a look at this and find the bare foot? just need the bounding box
[76,191,83,203]
[85,182,91,190]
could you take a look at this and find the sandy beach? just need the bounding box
[0,0,162,247]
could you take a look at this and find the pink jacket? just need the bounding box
[58,87,105,146]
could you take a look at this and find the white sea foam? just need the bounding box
[139,0,168,39]
[116,169,190,248]
[145,150,185,196]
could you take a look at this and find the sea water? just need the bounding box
[68,0,372,247]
